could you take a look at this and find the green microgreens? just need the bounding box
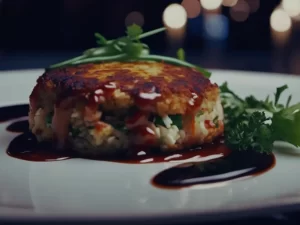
[49,24,211,78]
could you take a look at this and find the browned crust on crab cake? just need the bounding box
[28,61,224,156]
[31,61,217,116]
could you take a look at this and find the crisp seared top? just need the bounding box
[33,61,218,115]
[40,61,214,94]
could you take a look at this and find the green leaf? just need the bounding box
[83,45,120,57]
[154,116,165,127]
[272,103,300,146]
[220,82,244,103]
[170,115,183,129]
[286,95,292,108]
[138,27,166,39]
[177,48,185,61]
[225,111,275,154]
[153,115,183,129]
[94,33,107,45]
[245,95,275,112]
[274,84,288,106]
[123,42,144,57]
[126,24,143,39]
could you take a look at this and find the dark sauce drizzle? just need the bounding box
[1,104,276,188]
[152,151,275,189]
[6,133,72,161]
[6,120,29,133]
[0,104,29,123]
[6,132,230,163]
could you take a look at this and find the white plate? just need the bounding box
[1,69,300,224]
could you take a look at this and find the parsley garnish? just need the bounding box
[221,83,300,154]
[126,24,143,39]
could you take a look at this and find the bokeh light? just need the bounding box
[181,0,201,18]
[200,0,222,11]
[222,0,238,7]
[230,0,250,22]
[293,14,300,21]
[282,0,300,17]
[271,27,291,47]
[247,0,260,13]
[270,8,292,32]
[125,11,144,27]
[163,4,187,29]
[204,15,229,40]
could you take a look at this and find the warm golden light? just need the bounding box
[230,0,250,22]
[282,0,300,17]
[181,0,201,18]
[293,14,300,21]
[163,4,187,29]
[222,0,238,7]
[125,11,144,27]
[270,8,292,32]
[200,0,222,10]
[271,28,291,47]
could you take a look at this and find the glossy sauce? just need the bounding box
[6,131,230,163]
[152,151,275,189]
[1,104,276,188]
[88,81,117,109]
[6,120,29,133]
[6,133,72,161]
[0,104,29,123]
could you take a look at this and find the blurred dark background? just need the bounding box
[0,0,300,74]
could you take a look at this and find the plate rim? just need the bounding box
[1,197,300,224]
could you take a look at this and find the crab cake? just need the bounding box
[29,61,224,156]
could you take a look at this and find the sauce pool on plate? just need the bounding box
[151,151,275,189]
[0,104,276,188]
[6,132,231,164]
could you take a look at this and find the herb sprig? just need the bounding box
[50,24,211,78]
[221,82,300,154]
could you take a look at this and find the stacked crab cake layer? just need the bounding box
[29,61,224,156]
